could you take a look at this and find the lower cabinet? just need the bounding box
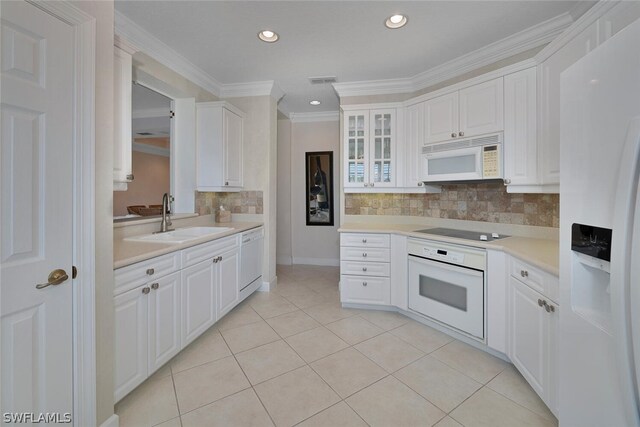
[114,272,181,402]
[114,230,258,403]
[508,275,559,416]
[340,233,391,306]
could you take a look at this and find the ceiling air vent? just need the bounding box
[309,76,337,84]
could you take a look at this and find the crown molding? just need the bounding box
[115,10,223,97]
[333,11,574,99]
[535,1,614,62]
[132,107,169,119]
[220,80,284,100]
[290,111,340,123]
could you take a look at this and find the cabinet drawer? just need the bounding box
[182,235,239,268]
[340,261,390,277]
[510,257,558,302]
[340,275,390,305]
[341,247,390,262]
[115,252,181,296]
[340,233,390,248]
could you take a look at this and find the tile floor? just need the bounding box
[115,265,558,427]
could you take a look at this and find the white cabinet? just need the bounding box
[181,259,217,347]
[507,258,559,417]
[217,247,240,318]
[503,68,538,190]
[340,233,391,305]
[196,101,245,191]
[424,78,503,144]
[404,102,427,189]
[114,270,182,402]
[113,41,136,191]
[344,109,397,189]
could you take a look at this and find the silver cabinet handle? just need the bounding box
[142,287,150,294]
[362,238,367,243]
[520,270,528,278]
[459,131,464,137]
[362,282,368,287]
[213,258,218,264]
[146,268,155,276]
[151,283,159,290]
[370,183,375,187]
[362,267,368,272]
[418,182,423,186]
[225,181,229,186]
[362,253,367,258]
[451,132,456,138]
[504,178,512,185]
[538,299,544,307]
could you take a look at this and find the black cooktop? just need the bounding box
[415,227,509,242]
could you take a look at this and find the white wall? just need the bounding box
[288,119,341,266]
[276,119,292,265]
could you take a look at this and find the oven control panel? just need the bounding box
[421,247,465,264]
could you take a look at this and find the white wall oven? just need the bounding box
[408,238,486,341]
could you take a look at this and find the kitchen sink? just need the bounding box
[124,226,233,244]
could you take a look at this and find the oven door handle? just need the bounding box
[408,255,484,278]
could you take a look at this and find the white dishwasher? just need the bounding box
[239,227,264,301]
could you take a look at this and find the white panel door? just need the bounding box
[1,1,75,417]
[217,248,240,318]
[114,286,148,402]
[223,108,243,188]
[459,77,504,138]
[508,277,547,398]
[424,92,458,144]
[148,272,181,375]
[113,46,133,190]
[181,259,216,347]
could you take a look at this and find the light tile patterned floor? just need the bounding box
[115,265,558,427]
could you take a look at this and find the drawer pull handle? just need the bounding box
[362,253,367,258]
[362,238,367,243]
[520,270,528,278]
[362,282,368,287]
[151,283,159,290]
[538,299,544,307]
[362,267,368,272]
[146,268,155,276]
[142,287,150,295]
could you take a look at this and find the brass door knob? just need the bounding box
[36,269,69,289]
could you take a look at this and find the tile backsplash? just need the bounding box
[345,183,559,227]
[196,191,263,215]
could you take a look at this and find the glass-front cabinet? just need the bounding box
[344,109,396,189]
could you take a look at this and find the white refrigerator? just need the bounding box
[560,16,640,427]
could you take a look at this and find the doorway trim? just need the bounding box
[27,2,97,425]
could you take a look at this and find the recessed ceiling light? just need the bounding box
[385,14,408,29]
[258,30,279,43]
[310,100,321,106]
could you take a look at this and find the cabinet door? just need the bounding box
[425,92,458,144]
[508,277,547,399]
[113,46,133,190]
[217,248,240,318]
[459,77,504,138]
[148,272,181,374]
[369,109,396,187]
[404,103,425,188]
[223,108,243,188]
[344,111,369,187]
[504,68,538,186]
[181,259,216,347]
[114,286,148,402]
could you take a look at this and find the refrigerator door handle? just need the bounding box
[611,116,640,420]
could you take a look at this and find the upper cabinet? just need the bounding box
[425,77,503,145]
[344,109,397,189]
[196,101,245,192]
[113,39,137,191]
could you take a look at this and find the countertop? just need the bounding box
[338,222,559,276]
[114,221,263,269]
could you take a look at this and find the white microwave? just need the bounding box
[421,133,503,182]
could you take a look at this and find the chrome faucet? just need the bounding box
[159,193,174,233]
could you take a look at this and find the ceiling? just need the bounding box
[116,1,590,115]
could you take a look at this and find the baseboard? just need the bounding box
[292,257,340,267]
[259,275,277,292]
[100,414,119,427]
[276,256,293,265]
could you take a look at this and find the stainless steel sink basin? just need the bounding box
[124,226,233,244]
